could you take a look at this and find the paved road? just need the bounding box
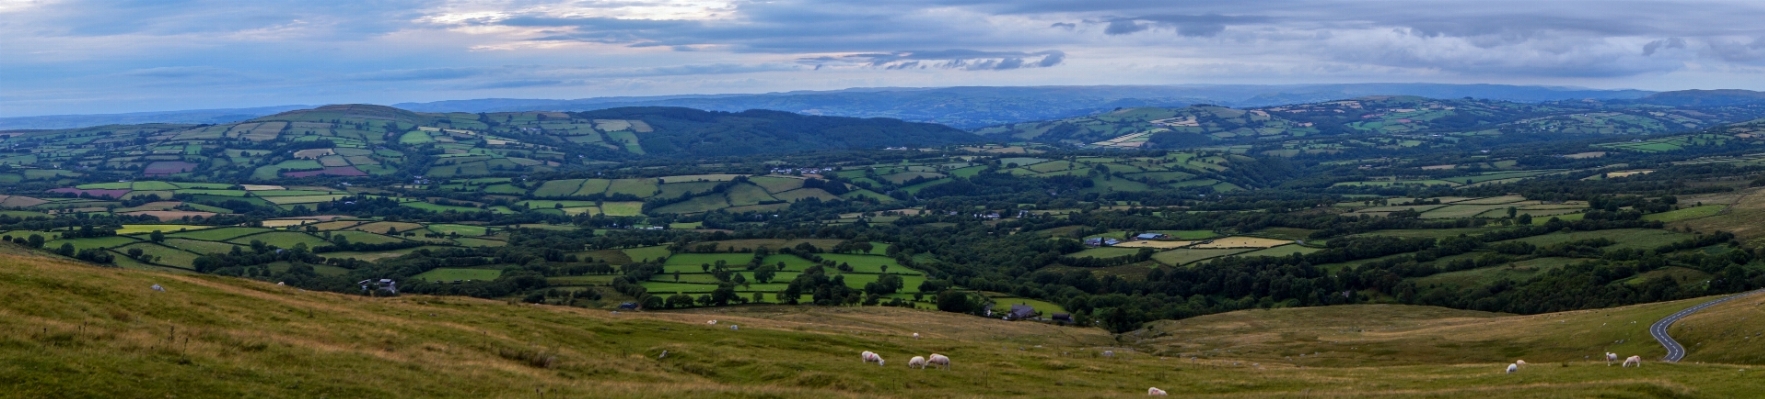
[1649,288,1765,362]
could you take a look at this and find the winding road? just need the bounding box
[1648,288,1765,362]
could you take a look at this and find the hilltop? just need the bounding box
[4,246,1763,398]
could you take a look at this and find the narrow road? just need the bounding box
[1649,288,1765,362]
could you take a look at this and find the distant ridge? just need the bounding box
[0,84,1657,130]
[1633,89,1765,107]
[0,105,309,130]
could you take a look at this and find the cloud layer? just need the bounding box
[3,0,1765,116]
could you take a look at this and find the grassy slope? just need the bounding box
[3,247,1765,398]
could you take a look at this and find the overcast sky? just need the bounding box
[4,0,1765,116]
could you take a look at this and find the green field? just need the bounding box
[411,267,502,282]
[167,227,271,241]
[329,230,406,245]
[160,238,242,255]
[1149,229,1220,239]
[426,224,488,236]
[116,224,214,235]
[1503,228,1692,251]
[819,254,916,274]
[1068,247,1142,259]
[605,178,658,198]
[621,245,672,263]
[1152,248,1254,265]
[44,236,140,251]
[1642,205,1725,222]
[1234,244,1320,258]
[112,242,202,269]
[226,232,330,249]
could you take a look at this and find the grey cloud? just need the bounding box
[1050,22,1076,30]
[1643,38,1687,56]
[802,50,1066,71]
[1091,14,1267,37]
[1105,20,1147,35]
[1707,37,1765,62]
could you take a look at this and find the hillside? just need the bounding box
[5,248,1764,398]
[0,104,979,182]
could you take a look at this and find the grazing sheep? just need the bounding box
[658,350,668,359]
[1606,352,1619,366]
[912,333,920,339]
[862,351,884,366]
[908,356,928,369]
[1506,363,1518,374]
[1623,356,1642,368]
[151,284,165,292]
[707,320,718,325]
[729,325,739,331]
[1103,350,1115,358]
[928,353,951,370]
[1148,387,1167,395]
[1515,360,1526,366]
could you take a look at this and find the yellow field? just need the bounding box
[1192,236,1291,248]
[241,184,284,191]
[260,219,313,227]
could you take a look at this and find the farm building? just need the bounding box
[1052,313,1074,324]
[1004,304,1037,321]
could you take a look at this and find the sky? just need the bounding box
[4,0,1765,117]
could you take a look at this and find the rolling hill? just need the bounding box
[4,244,1763,398]
[0,104,980,182]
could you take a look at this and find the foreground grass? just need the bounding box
[2,247,1764,398]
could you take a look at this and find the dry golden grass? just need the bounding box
[4,246,1764,398]
[1193,237,1291,249]
[260,219,313,227]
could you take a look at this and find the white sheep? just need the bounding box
[1103,350,1115,358]
[908,356,928,369]
[862,351,884,366]
[1515,360,1526,366]
[927,353,951,370]
[151,284,165,292]
[707,320,718,325]
[1148,387,1167,395]
[729,325,738,331]
[912,332,920,339]
[1605,352,1618,366]
[1506,363,1518,374]
[1623,356,1642,368]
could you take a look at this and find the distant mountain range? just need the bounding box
[0,105,311,130]
[9,84,1764,131]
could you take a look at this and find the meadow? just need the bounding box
[5,250,1763,398]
